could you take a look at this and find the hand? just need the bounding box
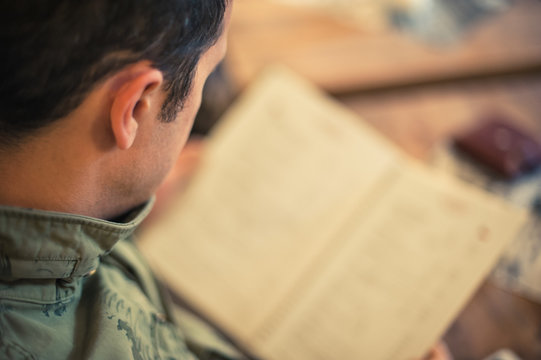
[422,342,453,360]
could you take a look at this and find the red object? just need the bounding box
[454,118,541,179]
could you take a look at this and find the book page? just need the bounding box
[137,66,401,343]
[254,162,526,360]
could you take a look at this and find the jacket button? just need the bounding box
[156,313,167,323]
[84,269,97,277]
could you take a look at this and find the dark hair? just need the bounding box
[0,0,228,146]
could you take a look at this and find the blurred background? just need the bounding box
[189,0,541,359]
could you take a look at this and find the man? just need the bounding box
[0,1,450,359]
[0,1,240,359]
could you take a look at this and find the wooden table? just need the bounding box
[338,73,541,161]
[226,0,541,94]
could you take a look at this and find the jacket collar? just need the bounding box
[0,200,153,280]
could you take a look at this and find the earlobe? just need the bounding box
[110,67,163,150]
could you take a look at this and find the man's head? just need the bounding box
[0,0,229,146]
[0,0,232,219]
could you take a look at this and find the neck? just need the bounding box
[0,141,99,218]
[0,124,139,220]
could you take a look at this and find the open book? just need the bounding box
[137,67,526,360]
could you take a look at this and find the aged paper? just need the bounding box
[138,67,526,359]
[252,163,524,360]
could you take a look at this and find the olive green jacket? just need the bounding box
[0,202,245,360]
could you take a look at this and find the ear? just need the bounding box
[110,67,164,150]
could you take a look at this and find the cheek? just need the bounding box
[183,88,204,123]
[150,75,206,190]
[171,88,204,148]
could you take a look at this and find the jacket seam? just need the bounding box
[0,337,38,360]
[0,290,77,304]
